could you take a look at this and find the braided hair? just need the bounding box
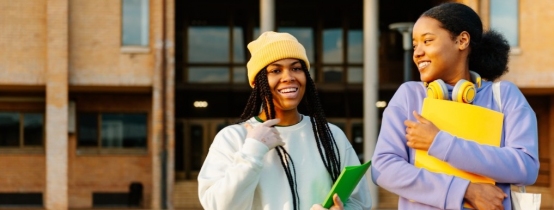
[238,60,342,210]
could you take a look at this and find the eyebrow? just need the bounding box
[412,32,435,41]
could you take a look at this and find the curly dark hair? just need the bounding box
[422,2,510,81]
[238,60,341,210]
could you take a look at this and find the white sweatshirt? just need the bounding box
[198,115,372,210]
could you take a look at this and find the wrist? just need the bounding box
[463,182,475,201]
[242,138,270,159]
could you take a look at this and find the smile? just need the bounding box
[418,61,430,69]
[278,88,298,93]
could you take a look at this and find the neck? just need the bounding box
[258,109,302,126]
[444,68,471,86]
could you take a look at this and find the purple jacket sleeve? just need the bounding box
[371,83,469,209]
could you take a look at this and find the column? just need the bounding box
[363,0,379,207]
[45,0,69,209]
[152,0,166,208]
[164,0,176,208]
[260,0,275,33]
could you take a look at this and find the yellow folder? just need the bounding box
[415,98,504,184]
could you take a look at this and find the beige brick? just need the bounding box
[0,0,46,85]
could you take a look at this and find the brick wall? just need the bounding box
[69,0,155,86]
[68,93,153,208]
[0,155,46,192]
[0,0,46,85]
[68,136,153,208]
[479,0,554,88]
[0,0,163,208]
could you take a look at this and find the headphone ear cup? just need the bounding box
[426,80,449,100]
[452,79,476,103]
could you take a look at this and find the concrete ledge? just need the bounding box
[120,46,150,54]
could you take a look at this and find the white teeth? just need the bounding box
[279,88,297,93]
[418,61,430,69]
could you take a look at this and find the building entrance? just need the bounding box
[175,119,230,180]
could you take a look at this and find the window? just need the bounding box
[318,13,364,84]
[322,28,344,83]
[78,113,147,149]
[323,28,343,64]
[122,0,149,46]
[0,112,44,148]
[186,25,247,84]
[490,0,518,47]
[347,30,363,84]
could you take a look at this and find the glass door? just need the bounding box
[177,119,229,180]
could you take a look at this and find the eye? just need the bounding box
[423,39,432,44]
[292,67,303,71]
[268,69,281,74]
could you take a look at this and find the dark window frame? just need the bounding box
[77,112,149,155]
[182,18,249,85]
[0,111,45,149]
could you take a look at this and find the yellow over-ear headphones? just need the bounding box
[425,71,482,104]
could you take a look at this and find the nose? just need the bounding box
[281,69,296,82]
[413,44,424,59]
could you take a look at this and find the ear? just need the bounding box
[456,31,470,50]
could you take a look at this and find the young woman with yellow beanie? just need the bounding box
[198,31,372,210]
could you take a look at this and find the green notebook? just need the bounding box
[322,160,372,208]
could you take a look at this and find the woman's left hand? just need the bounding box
[404,111,440,151]
[310,194,344,210]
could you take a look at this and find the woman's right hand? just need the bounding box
[463,182,507,210]
[310,194,344,210]
[245,118,284,150]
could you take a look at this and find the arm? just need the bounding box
[371,83,469,209]
[428,83,539,185]
[197,127,269,209]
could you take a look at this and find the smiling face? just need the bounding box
[412,16,469,84]
[265,58,307,114]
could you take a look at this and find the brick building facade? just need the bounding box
[0,0,173,209]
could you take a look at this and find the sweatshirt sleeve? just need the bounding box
[427,82,539,185]
[371,83,469,209]
[197,126,270,209]
[329,125,372,210]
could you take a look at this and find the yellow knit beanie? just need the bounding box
[246,31,310,87]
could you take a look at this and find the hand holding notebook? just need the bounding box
[322,160,371,208]
[415,98,504,184]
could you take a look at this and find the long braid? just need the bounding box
[237,60,341,209]
[275,147,299,209]
[301,61,342,181]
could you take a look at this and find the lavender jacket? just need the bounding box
[371,81,539,210]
